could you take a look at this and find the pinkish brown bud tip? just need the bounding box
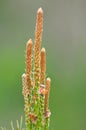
[37,7,43,14]
[22,73,26,79]
[41,48,45,52]
[47,78,51,82]
[27,39,32,46]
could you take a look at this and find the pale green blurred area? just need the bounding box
[0,0,86,130]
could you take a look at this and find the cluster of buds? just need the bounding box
[22,8,51,130]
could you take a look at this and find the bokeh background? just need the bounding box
[0,0,86,130]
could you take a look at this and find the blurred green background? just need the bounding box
[0,0,86,130]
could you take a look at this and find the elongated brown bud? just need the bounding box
[35,8,43,47]
[22,73,27,89]
[22,73,30,125]
[22,73,30,99]
[26,39,32,87]
[34,8,43,85]
[26,39,32,75]
[40,48,46,84]
[44,78,51,111]
[22,73,27,96]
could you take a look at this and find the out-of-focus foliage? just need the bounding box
[0,116,23,130]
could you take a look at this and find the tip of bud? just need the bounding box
[22,73,26,78]
[47,77,51,82]
[41,48,45,52]
[37,7,43,14]
[27,39,33,47]
[27,39,32,44]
